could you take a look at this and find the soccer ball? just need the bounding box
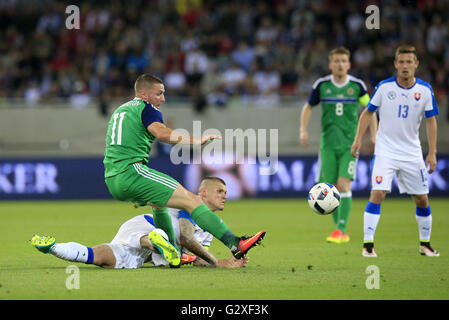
[307,183,341,215]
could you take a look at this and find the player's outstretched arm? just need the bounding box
[179,217,220,266]
[147,122,221,146]
[425,116,437,173]
[351,108,375,157]
[179,218,246,268]
[299,103,312,148]
[193,256,248,268]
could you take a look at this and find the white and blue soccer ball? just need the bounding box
[307,183,341,215]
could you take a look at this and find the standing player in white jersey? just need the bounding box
[351,45,439,257]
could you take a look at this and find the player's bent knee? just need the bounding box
[369,190,386,203]
[183,192,203,212]
[336,176,351,192]
[92,244,116,268]
[139,235,154,251]
[412,194,428,207]
[336,180,351,193]
[167,184,203,212]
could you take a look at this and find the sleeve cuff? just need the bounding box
[367,103,378,112]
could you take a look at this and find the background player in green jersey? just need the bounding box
[299,47,377,244]
[104,74,265,266]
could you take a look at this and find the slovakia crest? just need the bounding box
[375,176,383,184]
[414,92,421,101]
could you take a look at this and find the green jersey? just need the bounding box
[308,74,369,149]
[104,98,164,178]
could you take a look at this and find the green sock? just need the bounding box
[331,207,339,227]
[152,207,178,250]
[190,204,239,250]
[336,192,352,234]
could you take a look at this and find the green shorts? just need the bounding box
[316,147,357,183]
[105,162,179,207]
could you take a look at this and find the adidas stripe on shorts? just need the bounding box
[105,162,179,207]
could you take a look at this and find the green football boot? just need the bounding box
[30,235,56,254]
[148,229,181,267]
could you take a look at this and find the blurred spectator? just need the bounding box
[353,44,375,69]
[69,81,91,109]
[252,62,281,96]
[221,61,247,95]
[255,16,278,45]
[200,62,227,108]
[125,46,150,73]
[231,41,255,73]
[164,63,187,97]
[36,2,65,36]
[50,49,71,73]
[184,46,209,91]
[0,0,447,115]
[426,14,446,54]
[180,30,200,53]
[24,80,41,106]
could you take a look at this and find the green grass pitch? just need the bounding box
[0,198,448,300]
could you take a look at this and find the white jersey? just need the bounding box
[150,209,213,267]
[108,212,212,268]
[367,76,439,161]
[167,208,213,250]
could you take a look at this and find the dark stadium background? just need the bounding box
[1,0,448,200]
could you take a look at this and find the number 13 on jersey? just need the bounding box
[110,112,126,145]
[397,105,409,118]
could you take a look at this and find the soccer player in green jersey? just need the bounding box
[103,74,265,266]
[299,47,377,244]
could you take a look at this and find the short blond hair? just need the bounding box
[134,74,163,95]
[395,45,418,60]
[198,177,226,191]
[329,46,351,61]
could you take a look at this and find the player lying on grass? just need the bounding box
[31,177,256,268]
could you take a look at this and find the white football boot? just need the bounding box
[419,243,440,257]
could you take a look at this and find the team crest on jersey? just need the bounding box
[347,87,354,95]
[387,91,397,100]
[414,92,421,101]
[375,176,383,184]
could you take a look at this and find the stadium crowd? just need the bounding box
[0,0,448,115]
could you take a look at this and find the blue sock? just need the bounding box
[86,247,94,264]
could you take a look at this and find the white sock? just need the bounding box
[363,202,381,242]
[364,212,381,242]
[50,242,94,264]
[416,206,432,242]
[416,215,432,242]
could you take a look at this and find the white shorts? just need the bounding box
[371,154,428,195]
[107,215,155,269]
